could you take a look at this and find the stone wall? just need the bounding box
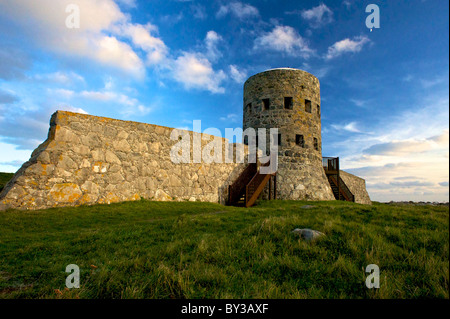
[0,111,248,210]
[340,170,372,205]
[243,68,335,201]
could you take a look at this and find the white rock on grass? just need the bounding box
[292,228,325,241]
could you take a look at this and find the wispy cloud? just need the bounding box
[330,122,365,133]
[330,92,449,202]
[301,3,334,28]
[191,4,207,20]
[363,131,449,156]
[216,2,259,19]
[116,22,169,66]
[171,52,227,94]
[0,88,19,104]
[79,89,151,116]
[47,88,76,99]
[343,1,352,10]
[254,25,314,58]
[349,98,369,108]
[0,48,30,80]
[219,113,239,123]
[325,36,370,60]
[301,62,330,78]
[229,65,247,83]
[160,12,184,25]
[204,31,223,62]
[420,74,448,88]
[33,71,85,85]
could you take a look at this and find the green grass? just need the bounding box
[0,199,448,299]
[0,172,14,192]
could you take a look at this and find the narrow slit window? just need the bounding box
[296,134,305,148]
[277,134,282,146]
[246,103,252,113]
[313,137,319,151]
[317,104,320,116]
[284,97,293,110]
[262,98,270,110]
[305,99,312,113]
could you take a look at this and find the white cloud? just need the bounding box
[363,131,449,156]
[325,36,370,60]
[349,98,368,108]
[117,22,169,65]
[347,160,449,202]
[33,71,85,85]
[0,0,146,78]
[171,52,227,94]
[80,90,117,101]
[343,1,352,10]
[229,65,247,83]
[301,3,333,28]
[0,1,229,93]
[60,105,89,114]
[192,4,207,20]
[80,90,137,106]
[328,93,449,202]
[216,2,259,19]
[79,89,152,116]
[301,62,330,78]
[204,31,223,62]
[330,122,364,133]
[402,74,414,82]
[160,12,184,25]
[420,74,448,88]
[47,88,76,99]
[120,104,152,117]
[220,113,239,123]
[254,26,314,58]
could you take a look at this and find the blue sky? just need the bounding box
[0,0,448,202]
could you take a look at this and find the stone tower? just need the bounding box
[243,68,335,200]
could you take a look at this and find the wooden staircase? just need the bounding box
[228,159,277,207]
[323,157,355,202]
[327,174,354,202]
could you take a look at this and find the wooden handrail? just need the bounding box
[245,172,271,207]
[329,175,354,202]
[228,157,277,207]
[228,162,257,205]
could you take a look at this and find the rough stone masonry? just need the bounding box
[0,68,371,210]
[0,111,250,210]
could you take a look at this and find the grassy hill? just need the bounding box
[0,199,448,299]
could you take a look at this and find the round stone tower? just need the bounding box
[243,68,335,200]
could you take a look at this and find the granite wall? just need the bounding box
[340,170,372,205]
[0,111,248,210]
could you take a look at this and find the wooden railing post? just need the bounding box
[245,185,249,207]
[336,157,340,201]
[274,175,277,200]
[269,176,272,200]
